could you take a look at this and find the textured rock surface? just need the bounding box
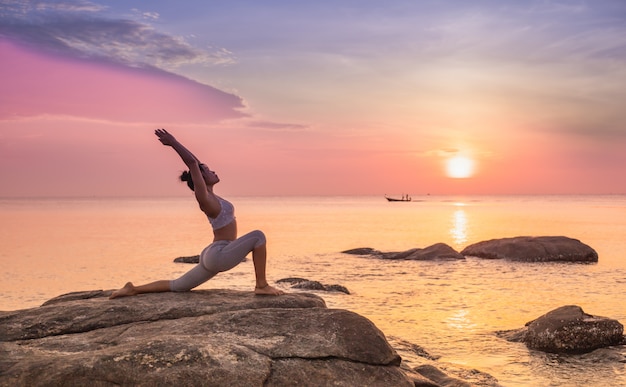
[342,247,382,255]
[497,305,625,354]
[277,277,350,294]
[343,243,464,261]
[0,289,415,386]
[173,255,247,264]
[173,255,200,263]
[381,243,465,261]
[414,365,473,387]
[461,236,598,262]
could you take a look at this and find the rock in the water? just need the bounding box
[173,255,200,263]
[414,365,472,387]
[0,289,412,386]
[461,236,598,262]
[381,243,465,261]
[277,277,351,294]
[276,277,310,285]
[498,305,624,354]
[342,247,382,255]
[343,244,463,261]
[173,255,248,264]
[325,284,350,294]
[293,280,326,291]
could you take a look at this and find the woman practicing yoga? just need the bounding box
[110,129,284,298]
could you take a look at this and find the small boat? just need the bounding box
[385,195,412,202]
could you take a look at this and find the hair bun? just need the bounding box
[179,170,195,191]
[180,170,191,182]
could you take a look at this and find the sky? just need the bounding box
[1,0,625,197]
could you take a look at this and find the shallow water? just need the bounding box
[1,195,625,386]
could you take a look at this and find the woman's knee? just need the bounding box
[250,230,266,248]
[242,230,266,247]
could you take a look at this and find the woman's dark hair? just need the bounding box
[180,170,194,191]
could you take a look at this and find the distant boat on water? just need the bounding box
[385,194,412,202]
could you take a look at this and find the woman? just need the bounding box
[110,129,284,298]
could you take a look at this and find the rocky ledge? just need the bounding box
[0,289,470,386]
[497,305,625,354]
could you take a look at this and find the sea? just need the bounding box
[1,195,625,386]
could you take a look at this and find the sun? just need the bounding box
[446,156,475,178]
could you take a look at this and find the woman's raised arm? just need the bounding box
[155,128,200,168]
[155,129,217,216]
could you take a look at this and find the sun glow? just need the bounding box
[446,156,475,178]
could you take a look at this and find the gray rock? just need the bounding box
[381,243,465,261]
[497,305,625,354]
[398,364,442,387]
[414,364,472,387]
[325,284,351,294]
[276,277,310,285]
[342,247,382,255]
[173,255,200,263]
[173,255,248,264]
[277,277,351,294]
[292,280,326,291]
[0,289,412,386]
[390,336,441,361]
[461,236,598,262]
[343,244,464,261]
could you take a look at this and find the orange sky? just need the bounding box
[1,1,625,197]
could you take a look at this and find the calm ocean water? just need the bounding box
[1,195,625,386]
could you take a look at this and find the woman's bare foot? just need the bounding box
[109,282,137,299]
[254,284,285,296]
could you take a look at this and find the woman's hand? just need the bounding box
[155,128,177,146]
[154,128,201,171]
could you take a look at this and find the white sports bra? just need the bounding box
[208,196,235,230]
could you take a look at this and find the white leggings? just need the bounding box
[170,230,266,292]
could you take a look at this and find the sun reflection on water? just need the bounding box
[445,308,478,330]
[450,204,468,246]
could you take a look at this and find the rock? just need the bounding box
[42,289,110,306]
[342,247,382,255]
[173,255,248,264]
[389,337,501,386]
[380,243,465,261]
[398,364,441,387]
[277,277,351,294]
[494,327,526,343]
[385,341,477,387]
[0,289,413,386]
[461,236,598,262]
[390,336,441,361]
[266,358,413,386]
[325,284,350,294]
[498,305,625,354]
[414,365,472,387]
[276,277,310,285]
[343,244,464,261]
[293,280,326,291]
[173,255,200,263]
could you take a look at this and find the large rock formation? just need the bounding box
[0,289,426,386]
[461,236,598,262]
[343,243,464,261]
[497,305,625,354]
